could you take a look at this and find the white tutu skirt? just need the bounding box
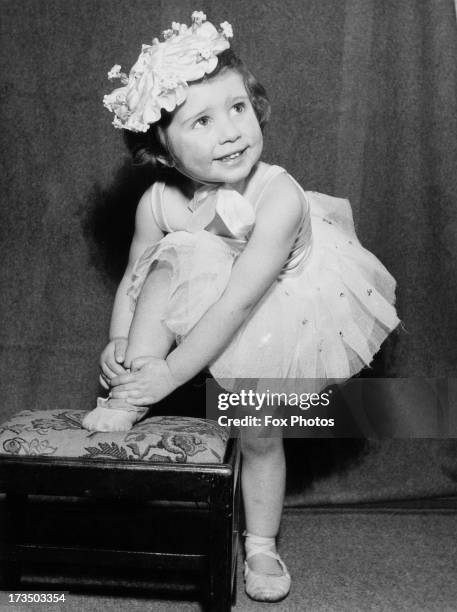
[128,192,399,392]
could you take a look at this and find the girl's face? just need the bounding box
[162,69,263,189]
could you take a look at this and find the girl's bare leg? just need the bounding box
[83,263,175,432]
[241,423,286,575]
[123,262,175,365]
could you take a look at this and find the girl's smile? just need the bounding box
[215,146,248,163]
[162,69,263,192]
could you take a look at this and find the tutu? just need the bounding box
[128,164,400,392]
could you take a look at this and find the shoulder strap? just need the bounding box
[282,172,310,217]
[252,165,287,210]
[252,165,310,231]
[150,182,172,233]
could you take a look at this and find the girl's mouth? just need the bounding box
[216,147,247,163]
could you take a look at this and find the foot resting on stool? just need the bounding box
[243,531,291,602]
[82,397,149,432]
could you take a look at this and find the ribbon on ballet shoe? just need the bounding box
[243,531,276,559]
[242,531,291,602]
[97,396,147,414]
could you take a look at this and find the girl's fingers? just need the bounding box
[109,385,157,405]
[101,362,117,380]
[111,382,138,394]
[101,359,126,379]
[110,372,136,386]
[106,359,126,376]
[115,351,126,364]
[99,374,110,390]
[114,339,127,363]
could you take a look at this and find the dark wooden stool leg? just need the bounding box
[2,492,26,588]
[231,465,241,607]
[207,478,233,612]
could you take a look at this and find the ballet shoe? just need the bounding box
[243,531,291,602]
[82,397,149,432]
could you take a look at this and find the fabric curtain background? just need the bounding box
[1,0,456,500]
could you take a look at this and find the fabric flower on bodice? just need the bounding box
[185,186,256,239]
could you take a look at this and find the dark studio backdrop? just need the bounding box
[1,0,457,504]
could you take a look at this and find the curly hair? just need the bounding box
[123,49,270,169]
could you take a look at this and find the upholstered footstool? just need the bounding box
[0,409,240,611]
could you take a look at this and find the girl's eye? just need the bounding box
[233,102,246,113]
[193,116,211,129]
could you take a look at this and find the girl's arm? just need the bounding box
[109,186,165,339]
[166,174,305,383]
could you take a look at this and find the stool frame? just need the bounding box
[0,436,240,611]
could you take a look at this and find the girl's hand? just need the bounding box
[109,356,179,405]
[99,337,128,389]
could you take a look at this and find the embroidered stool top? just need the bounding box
[0,410,230,464]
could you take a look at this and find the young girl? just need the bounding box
[83,12,400,602]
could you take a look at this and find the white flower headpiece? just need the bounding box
[103,11,233,132]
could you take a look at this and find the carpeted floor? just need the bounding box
[2,506,457,612]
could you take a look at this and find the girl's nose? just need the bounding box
[218,118,242,143]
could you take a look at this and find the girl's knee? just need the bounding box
[241,434,283,459]
[142,261,172,288]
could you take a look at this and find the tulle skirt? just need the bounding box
[128,192,400,393]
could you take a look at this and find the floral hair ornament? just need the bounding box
[103,11,233,132]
